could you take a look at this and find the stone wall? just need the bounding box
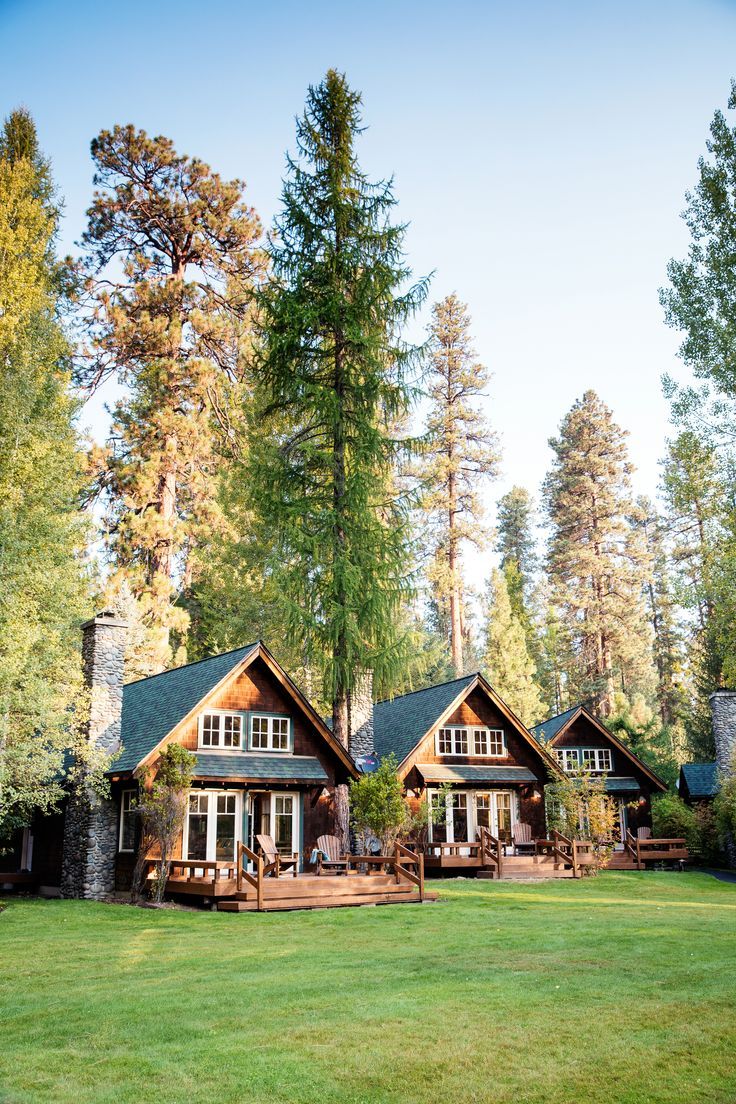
[348,670,374,759]
[61,612,127,900]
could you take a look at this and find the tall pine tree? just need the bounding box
[79,126,262,673]
[483,568,544,725]
[418,293,499,675]
[0,109,89,839]
[543,391,655,716]
[249,71,427,840]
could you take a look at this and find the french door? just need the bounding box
[184,790,241,863]
[429,789,517,847]
[475,792,514,845]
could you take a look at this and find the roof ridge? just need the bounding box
[123,641,259,688]
[374,671,477,707]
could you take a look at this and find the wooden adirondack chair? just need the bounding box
[316,834,350,875]
[512,822,535,856]
[637,826,652,841]
[255,833,299,878]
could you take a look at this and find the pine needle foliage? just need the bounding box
[250,70,428,742]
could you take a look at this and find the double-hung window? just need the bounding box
[200,711,243,749]
[556,747,612,773]
[250,714,291,752]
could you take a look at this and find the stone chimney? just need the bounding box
[348,670,374,759]
[710,689,736,868]
[61,611,127,900]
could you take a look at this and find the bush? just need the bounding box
[349,754,407,854]
[651,792,699,852]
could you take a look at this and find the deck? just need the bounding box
[146,842,437,912]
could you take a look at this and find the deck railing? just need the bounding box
[479,826,503,878]
[392,842,425,901]
[144,858,239,888]
[237,842,265,910]
[534,830,594,878]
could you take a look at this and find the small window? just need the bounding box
[119,790,137,852]
[474,729,489,756]
[487,729,506,757]
[581,748,612,773]
[556,748,580,773]
[249,714,291,752]
[200,712,243,749]
[438,728,453,754]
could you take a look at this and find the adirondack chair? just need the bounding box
[637,826,652,841]
[316,834,350,875]
[512,822,535,856]
[255,833,299,878]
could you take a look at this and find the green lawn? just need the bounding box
[2,874,736,1104]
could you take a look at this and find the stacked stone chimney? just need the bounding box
[710,689,736,867]
[348,670,375,759]
[61,611,127,900]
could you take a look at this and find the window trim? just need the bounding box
[435,725,507,758]
[119,788,137,853]
[197,708,247,751]
[183,789,242,863]
[248,712,292,753]
[555,747,613,774]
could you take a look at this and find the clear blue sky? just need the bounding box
[2,0,735,569]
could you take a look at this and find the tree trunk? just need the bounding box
[448,470,463,676]
[332,326,351,852]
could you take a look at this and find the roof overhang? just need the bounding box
[416,764,539,785]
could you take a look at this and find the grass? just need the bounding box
[2,873,736,1104]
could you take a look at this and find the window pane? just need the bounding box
[438,729,452,754]
[223,715,241,748]
[451,792,468,840]
[272,718,289,750]
[251,716,268,749]
[120,792,136,851]
[273,796,294,852]
[476,794,491,830]
[203,714,221,747]
[455,729,468,755]
[215,805,236,861]
[187,812,208,860]
[474,730,488,755]
[488,730,504,756]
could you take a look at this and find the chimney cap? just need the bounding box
[81,610,128,630]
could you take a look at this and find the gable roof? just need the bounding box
[373,674,477,765]
[116,644,259,772]
[115,641,357,778]
[373,671,561,778]
[531,704,668,792]
[679,762,719,799]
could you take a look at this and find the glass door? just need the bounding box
[493,792,513,846]
[185,790,241,864]
[271,793,298,856]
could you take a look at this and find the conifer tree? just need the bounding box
[483,568,544,725]
[543,391,655,716]
[79,126,262,673]
[0,109,89,838]
[418,293,499,675]
[249,71,427,841]
[495,485,540,655]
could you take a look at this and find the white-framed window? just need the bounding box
[199,711,244,750]
[119,789,137,852]
[250,714,291,752]
[555,747,612,773]
[185,790,241,862]
[436,726,506,758]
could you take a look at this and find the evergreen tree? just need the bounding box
[543,391,655,716]
[483,568,544,726]
[496,486,537,582]
[0,109,89,839]
[418,293,499,675]
[249,70,427,842]
[79,125,262,673]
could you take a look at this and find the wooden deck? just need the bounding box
[146,842,436,912]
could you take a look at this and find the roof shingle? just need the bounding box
[373,674,477,764]
[194,752,328,783]
[680,762,719,799]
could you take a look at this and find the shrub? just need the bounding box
[652,792,699,852]
[545,769,618,873]
[131,743,195,903]
[349,754,407,854]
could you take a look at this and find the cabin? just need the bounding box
[530,704,668,843]
[6,614,430,911]
[373,672,562,875]
[678,762,718,806]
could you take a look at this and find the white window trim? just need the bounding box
[427,788,518,845]
[183,789,243,863]
[555,747,613,774]
[119,789,137,852]
[197,708,247,751]
[248,713,292,753]
[435,725,507,758]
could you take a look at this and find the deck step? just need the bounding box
[218,890,434,912]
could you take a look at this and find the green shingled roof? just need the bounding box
[605,776,640,793]
[195,752,328,783]
[530,706,580,744]
[373,674,477,764]
[115,643,259,772]
[416,764,538,784]
[680,762,719,799]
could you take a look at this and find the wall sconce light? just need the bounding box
[531,789,542,801]
[406,788,416,799]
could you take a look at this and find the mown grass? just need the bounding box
[2,873,735,1103]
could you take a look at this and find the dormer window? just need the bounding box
[250,714,291,752]
[199,711,243,749]
[555,747,612,773]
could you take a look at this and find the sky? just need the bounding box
[1,0,735,580]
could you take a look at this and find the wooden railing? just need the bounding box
[237,842,264,911]
[144,858,239,887]
[634,835,688,865]
[534,830,594,878]
[479,826,503,879]
[624,830,642,869]
[393,842,425,901]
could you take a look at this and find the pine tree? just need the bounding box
[495,485,540,655]
[418,293,499,675]
[249,71,427,842]
[543,391,655,716]
[0,109,89,839]
[79,126,262,673]
[483,568,544,726]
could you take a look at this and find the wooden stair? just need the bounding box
[218,872,437,912]
[477,855,575,881]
